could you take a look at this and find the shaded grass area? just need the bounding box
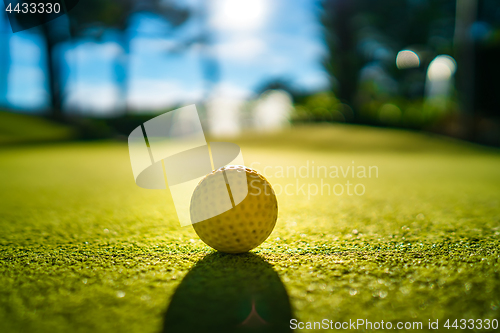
[0,111,76,145]
[1,124,500,332]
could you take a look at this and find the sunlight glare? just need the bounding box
[211,0,268,31]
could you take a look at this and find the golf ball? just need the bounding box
[190,165,278,253]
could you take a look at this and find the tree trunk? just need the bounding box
[40,23,63,120]
[454,0,476,116]
[323,0,359,114]
[114,29,129,114]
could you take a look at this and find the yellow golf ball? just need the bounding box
[190,165,278,253]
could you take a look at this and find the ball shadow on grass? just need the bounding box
[162,252,293,333]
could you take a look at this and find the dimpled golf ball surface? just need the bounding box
[190,165,278,253]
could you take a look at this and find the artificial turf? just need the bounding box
[0,124,499,332]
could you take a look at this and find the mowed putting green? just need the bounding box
[1,124,499,332]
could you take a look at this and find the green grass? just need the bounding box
[1,123,499,332]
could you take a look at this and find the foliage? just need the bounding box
[321,0,456,105]
[292,92,343,122]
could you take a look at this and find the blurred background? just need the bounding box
[0,0,499,145]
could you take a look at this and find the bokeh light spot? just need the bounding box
[427,55,457,81]
[396,50,420,69]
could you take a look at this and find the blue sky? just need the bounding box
[0,0,329,114]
